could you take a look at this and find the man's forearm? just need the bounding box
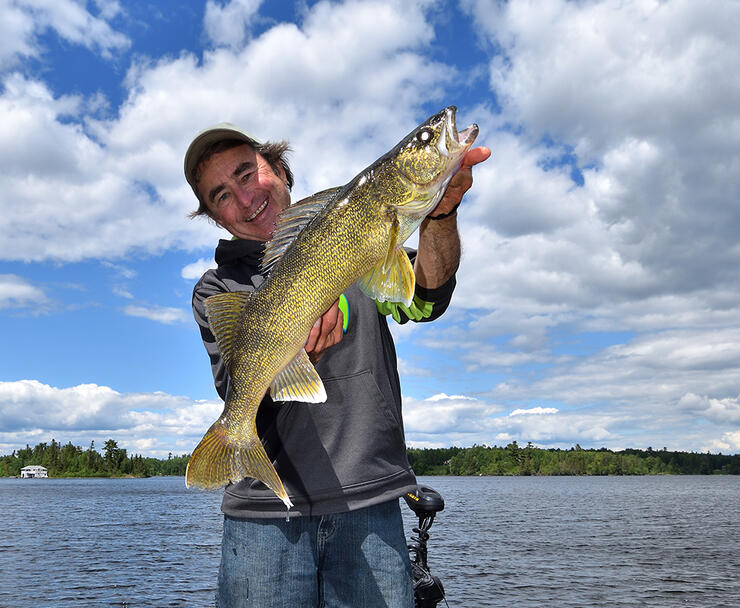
[414,214,461,290]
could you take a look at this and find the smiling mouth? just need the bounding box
[246,199,268,221]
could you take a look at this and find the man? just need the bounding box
[185,122,490,607]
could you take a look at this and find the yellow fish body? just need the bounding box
[186,106,478,508]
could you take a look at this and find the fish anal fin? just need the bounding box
[358,246,415,307]
[186,416,293,509]
[204,291,251,371]
[270,349,327,403]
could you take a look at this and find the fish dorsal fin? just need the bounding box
[270,348,327,403]
[358,227,416,307]
[204,291,251,372]
[261,187,344,274]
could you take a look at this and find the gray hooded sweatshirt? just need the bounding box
[192,238,455,518]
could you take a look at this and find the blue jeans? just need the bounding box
[216,499,414,608]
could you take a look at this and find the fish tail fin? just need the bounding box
[186,418,292,509]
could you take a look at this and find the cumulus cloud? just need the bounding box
[0,274,49,311]
[0,72,214,263]
[703,430,740,454]
[181,258,216,281]
[0,379,221,457]
[404,393,502,443]
[123,304,190,324]
[0,0,450,263]
[457,0,740,311]
[204,0,262,49]
[403,392,620,449]
[2,0,740,454]
[492,328,740,407]
[678,393,740,425]
[398,0,740,452]
[509,407,558,416]
[0,0,129,68]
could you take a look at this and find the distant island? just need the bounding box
[1,439,738,478]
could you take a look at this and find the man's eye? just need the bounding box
[240,172,253,183]
[217,192,230,204]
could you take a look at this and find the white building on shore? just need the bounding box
[20,465,48,478]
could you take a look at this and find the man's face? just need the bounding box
[197,144,291,242]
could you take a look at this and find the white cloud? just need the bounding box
[459,0,740,308]
[0,1,35,69]
[113,286,134,299]
[102,261,137,280]
[509,407,559,416]
[123,304,189,324]
[0,0,450,264]
[678,393,740,425]
[491,328,740,407]
[397,0,740,454]
[0,0,129,68]
[0,274,49,311]
[0,379,221,458]
[702,430,740,454]
[204,0,263,49]
[2,0,740,455]
[181,258,216,281]
[403,391,619,449]
[397,357,432,378]
[404,393,501,435]
[0,73,211,263]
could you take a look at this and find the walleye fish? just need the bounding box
[186,106,478,508]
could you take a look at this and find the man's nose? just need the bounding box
[233,184,255,208]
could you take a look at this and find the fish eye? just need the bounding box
[416,128,433,144]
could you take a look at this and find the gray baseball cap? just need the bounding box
[183,122,261,197]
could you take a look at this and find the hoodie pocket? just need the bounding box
[270,369,408,495]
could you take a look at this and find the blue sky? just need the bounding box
[1,0,739,458]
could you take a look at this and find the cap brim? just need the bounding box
[184,123,261,196]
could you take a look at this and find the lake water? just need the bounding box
[1,475,738,607]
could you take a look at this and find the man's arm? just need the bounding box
[414,146,491,289]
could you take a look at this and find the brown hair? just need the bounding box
[188,139,294,219]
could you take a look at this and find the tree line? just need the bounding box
[0,439,189,478]
[407,442,740,476]
[3,439,738,478]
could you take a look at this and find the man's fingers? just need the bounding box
[305,318,321,352]
[461,146,491,168]
[306,300,343,360]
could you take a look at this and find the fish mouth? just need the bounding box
[443,106,478,154]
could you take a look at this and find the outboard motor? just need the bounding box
[404,486,446,607]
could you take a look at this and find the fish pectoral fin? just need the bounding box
[358,246,415,307]
[270,349,327,403]
[204,291,252,371]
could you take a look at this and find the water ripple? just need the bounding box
[1,475,738,607]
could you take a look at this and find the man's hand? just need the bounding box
[429,146,491,218]
[414,146,491,289]
[305,299,344,363]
